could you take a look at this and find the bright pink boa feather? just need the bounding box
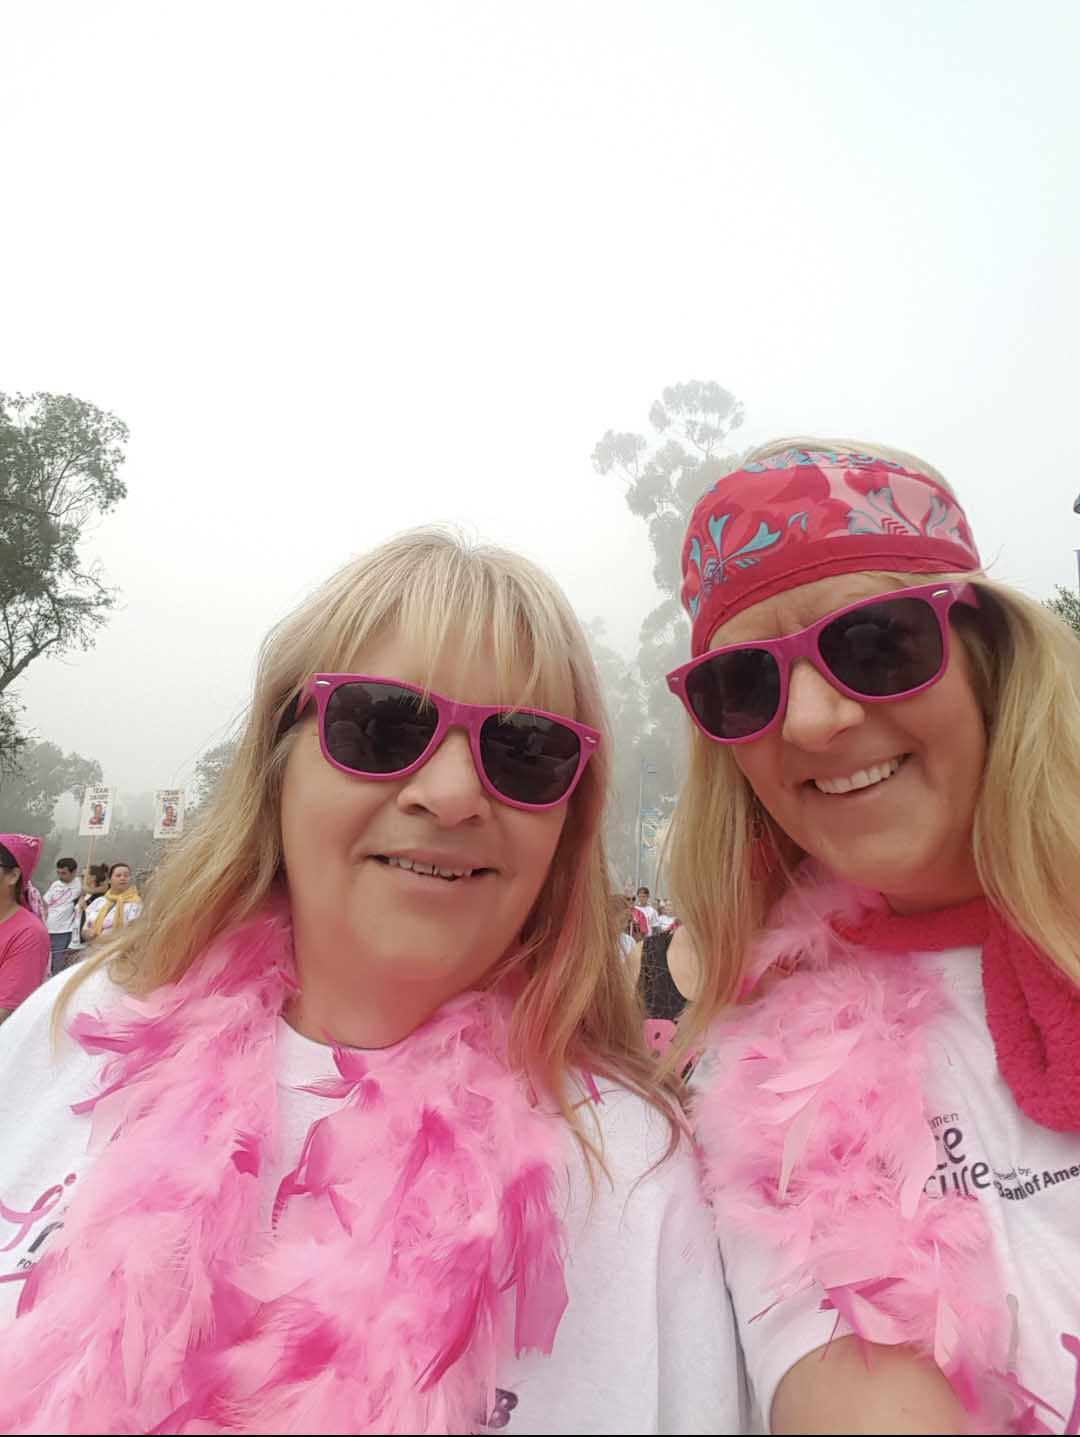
[695,865,1047,1430]
[0,910,569,1434]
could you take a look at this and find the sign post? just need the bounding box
[153,789,186,840]
[79,785,114,871]
[78,785,115,840]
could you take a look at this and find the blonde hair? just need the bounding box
[668,437,1080,1057]
[65,528,680,1159]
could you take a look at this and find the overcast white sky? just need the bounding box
[3,0,1079,799]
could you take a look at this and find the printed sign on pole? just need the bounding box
[78,785,115,837]
[153,789,186,839]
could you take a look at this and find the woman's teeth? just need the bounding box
[381,855,478,881]
[812,756,904,795]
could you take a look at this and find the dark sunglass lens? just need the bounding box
[685,648,781,740]
[819,597,943,697]
[479,712,582,805]
[324,683,438,773]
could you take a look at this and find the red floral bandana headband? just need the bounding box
[680,448,981,656]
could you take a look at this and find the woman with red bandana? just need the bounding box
[664,439,1080,1434]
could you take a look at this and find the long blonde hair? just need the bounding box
[668,436,1080,1055]
[64,528,680,1156]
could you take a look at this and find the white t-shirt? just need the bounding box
[83,895,142,937]
[0,968,745,1435]
[710,946,1080,1433]
[41,879,80,935]
[637,905,659,935]
[618,932,636,961]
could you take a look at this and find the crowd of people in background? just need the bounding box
[616,885,694,1053]
[620,885,676,943]
[0,837,143,1024]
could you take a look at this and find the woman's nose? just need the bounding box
[395,728,491,824]
[781,659,866,751]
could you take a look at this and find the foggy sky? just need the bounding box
[3,0,1079,799]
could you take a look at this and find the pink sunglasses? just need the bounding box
[292,674,601,811]
[667,581,979,744]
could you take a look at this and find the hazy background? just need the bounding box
[2,0,1078,851]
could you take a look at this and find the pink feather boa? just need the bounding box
[0,910,569,1434]
[695,865,1036,1429]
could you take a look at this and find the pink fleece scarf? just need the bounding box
[0,911,569,1434]
[835,895,1080,1134]
[697,865,1080,1431]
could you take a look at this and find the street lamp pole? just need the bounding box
[635,758,657,894]
[635,761,644,894]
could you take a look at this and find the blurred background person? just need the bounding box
[635,886,658,936]
[68,864,109,963]
[615,893,638,962]
[639,917,689,1026]
[0,836,49,1025]
[653,899,677,933]
[41,857,80,975]
[82,862,141,944]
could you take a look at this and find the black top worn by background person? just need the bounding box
[638,928,686,1023]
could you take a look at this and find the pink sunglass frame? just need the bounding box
[295,673,602,811]
[666,581,980,745]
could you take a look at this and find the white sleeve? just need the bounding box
[0,969,125,1323]
[503,1089,747,1435]
[0,966,118,1110]
[652,1144,748,1434]
[719,1227,838,1431]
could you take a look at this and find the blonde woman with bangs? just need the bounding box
[663,441,1080,1435]
[0,529,742,1435]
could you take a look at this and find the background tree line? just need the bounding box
[0,391,129,772]
[590,380,747,885]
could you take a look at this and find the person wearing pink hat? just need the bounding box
[664,439,1080,1433]
[0,835,49,1024]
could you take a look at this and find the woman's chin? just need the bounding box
[805,836,980,912]
[339,925,502,991]
[807,837,931,896]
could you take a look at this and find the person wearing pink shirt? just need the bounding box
[0,835,49,1024]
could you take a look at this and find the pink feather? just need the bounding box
[0,908,569,1434]
[696,863,1033,1425]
